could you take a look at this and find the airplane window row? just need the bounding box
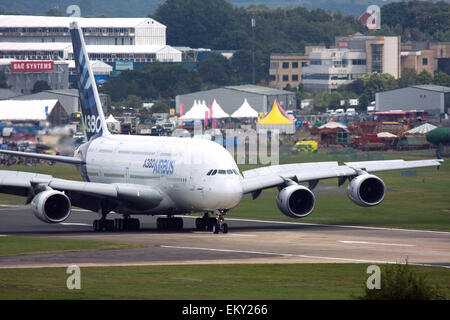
[206,169,239,176]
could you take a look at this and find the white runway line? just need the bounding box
[160,245,450,268]
[160,245,393,264]
[339,241,416,247]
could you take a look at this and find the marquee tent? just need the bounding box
[179,100,209,120]
[210,99,229,119]
[231,99,259,118]
[257,100,295,134]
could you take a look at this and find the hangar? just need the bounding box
[176,85,297,116]
[375,84,450,115]
[0,99,68,126]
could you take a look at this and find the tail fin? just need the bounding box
[70,22,109,141]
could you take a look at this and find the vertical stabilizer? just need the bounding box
[70,22,109,140]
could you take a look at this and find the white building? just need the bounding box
[0,15,181,63]
[0,15,166,46]
[302,49,367,93]
[302,35,401,93]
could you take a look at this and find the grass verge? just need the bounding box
[0,263,448,299]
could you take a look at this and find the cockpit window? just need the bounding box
[211,169,217,175]
[226,169,234,174]
[232,169,239,175]
[218,170,226,174]
[206,169,213,176]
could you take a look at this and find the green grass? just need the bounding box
[0,236,142,256]
[0,263,448,299]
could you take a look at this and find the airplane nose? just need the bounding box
[220,177,243,208]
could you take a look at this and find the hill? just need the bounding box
[0,0,443,17]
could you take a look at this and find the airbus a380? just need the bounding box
[0,23,443,234]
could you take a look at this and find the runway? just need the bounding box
[0,206,449,269]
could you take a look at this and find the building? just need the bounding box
[301,35,401,93]
[0,58,69,95]
[301,49,367,93]
[375,85,450,115]
[335,34,401,78]
[0,42,181,64]
[9,89,110,116]
[401,41,450,74]
[0,15,166,46]
[269,53,309,90]
[0,99,69,126]
[176,85,297,116]
[0,15,181,64]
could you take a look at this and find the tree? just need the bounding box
[31,80,51,93]
[433,71,450,87]
[198,53,232,86]
[120,94,143,109]
[43,8,63,16]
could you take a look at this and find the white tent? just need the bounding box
[377,132,397,138]
[180,100,209,120]
[405,123,438,134]
[319,121,347,129]
[231,99,259,118]
[0,99,59,121]
[210,99,229,119]
[106,114,120,132]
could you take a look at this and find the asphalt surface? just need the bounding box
[0,205,450,269]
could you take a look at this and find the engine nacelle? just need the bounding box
[347,174,385,207]
[277,185,315,218]
[31,190,72,223]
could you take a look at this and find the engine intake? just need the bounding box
[347,174,385,207]
[31,190,72,223]
[277,185,315,218]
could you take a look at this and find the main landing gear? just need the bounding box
[156,216,184,231]
[93,211,141,232]
[195,210,228,234]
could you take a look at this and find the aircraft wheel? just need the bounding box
[222,223,228,234]
[93,220,99,232]
[213,223,220,234]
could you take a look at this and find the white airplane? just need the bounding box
[0,23,443,234]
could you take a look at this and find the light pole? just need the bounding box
[251,14,255,85]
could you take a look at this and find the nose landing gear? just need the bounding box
[195,210,229,234]
[213,210,228,234]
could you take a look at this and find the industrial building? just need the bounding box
[375,85,450,115]
[0,99,69,126]
[176,85,297,115]
[0,58,69,95]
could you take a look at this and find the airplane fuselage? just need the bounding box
[74,134,243,215]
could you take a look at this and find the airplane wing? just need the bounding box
[0,149,83,165]
[241,158,442,195]
[0,170,163,211]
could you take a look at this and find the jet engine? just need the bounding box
[276,185,315,218]
[347,174,385,207]
[31,190,72,223]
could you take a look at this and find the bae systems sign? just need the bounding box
[11,61,54,72]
